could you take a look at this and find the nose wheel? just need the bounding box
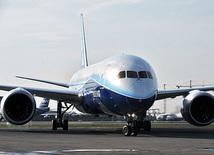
[122,114,151,136]
[122,125,140,136]
[122,124,140,136]
[122,125,132,136]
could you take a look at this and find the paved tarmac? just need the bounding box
[0,124,213,154]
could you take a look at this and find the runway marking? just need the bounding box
[1,148,214,154]
[62,149,143,152]
[0,149,153,155]
[34,149,152,154]
[34,149,140,154]
[203,148,214,151]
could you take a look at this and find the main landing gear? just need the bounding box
[52,100,73,130]
[122,113,151,136]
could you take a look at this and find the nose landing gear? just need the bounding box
[122,113,151,136]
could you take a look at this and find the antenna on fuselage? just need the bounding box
[81,13,88,68]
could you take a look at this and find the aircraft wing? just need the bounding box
[16,76,70,88]
[0,85,82,103]
[156,87,214,100]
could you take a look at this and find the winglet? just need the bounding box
[81,13,88,68]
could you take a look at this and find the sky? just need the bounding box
[0,0,214,113]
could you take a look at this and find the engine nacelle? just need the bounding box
[1,88,36,125]
[181,90,214,126]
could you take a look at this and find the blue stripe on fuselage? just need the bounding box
[78,79,156,115]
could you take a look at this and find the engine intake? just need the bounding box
[1,88,36,125]
[181,90,214,126]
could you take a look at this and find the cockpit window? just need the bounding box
[117,70,153,79]
[127,71,138,78]
[117,71,126,78]
[147,71,153,79]
[138,71,147,78]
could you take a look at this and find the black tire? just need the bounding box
[143,120,151,131]
[63,120,68,130]
[122,125,132,136]
[131,126,139,136]
[52,120,57,130]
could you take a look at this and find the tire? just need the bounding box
[52,120,57,130]
[63,120,68,130]
[122,125,132,136]
[143,120,151,131]
[131,126,139,136]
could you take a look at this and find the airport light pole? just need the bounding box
[164,84,166,113]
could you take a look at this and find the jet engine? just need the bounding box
[181,90,214,126]
[1,88,36,125]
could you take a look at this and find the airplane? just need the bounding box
[156,113,183,121]
[0,14,214,136]
[35,98,50,116]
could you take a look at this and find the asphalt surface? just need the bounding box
[0,123,214,154]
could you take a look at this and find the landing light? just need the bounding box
[127,113,136,118]
[78,93,82,97]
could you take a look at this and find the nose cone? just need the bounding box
[126,92,156,112]
[123,79,156,99]
[129,81,155,99]
[124,80,157,111]
[102,54,158,99]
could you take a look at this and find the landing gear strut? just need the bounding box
[52,100,73,130]
[122,113,151,136]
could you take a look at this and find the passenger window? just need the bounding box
[147,71,153,79]
[117,71,126,78]
[138,71,147,78]
[127,71,138,78]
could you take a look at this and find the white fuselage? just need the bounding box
[69,54,158,115]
